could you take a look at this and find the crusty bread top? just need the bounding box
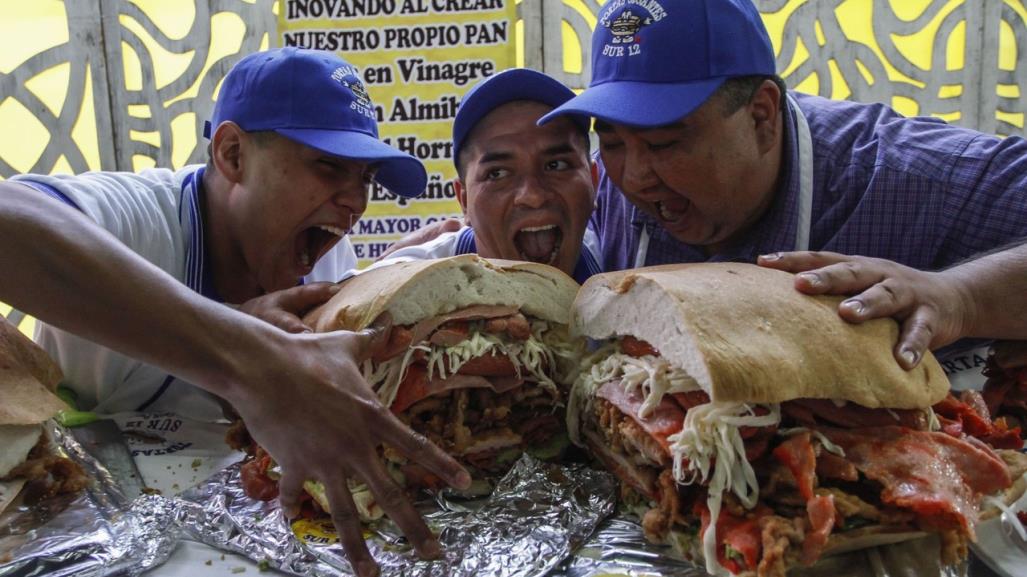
[573,263,950,408]
[0,317,68,425]
[303,255,580,331]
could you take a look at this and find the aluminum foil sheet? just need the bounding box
[175,455,617,576]
[0,422,180,577]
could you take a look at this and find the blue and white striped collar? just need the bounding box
[178,167,222,301]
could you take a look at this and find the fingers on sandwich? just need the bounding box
[0,317,87,514]
[569,263,1021,577]
[231,255,582,519]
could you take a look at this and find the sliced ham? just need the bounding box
[697,502,773,575]
[583,429,659,499]
[933,392,1023,450]
[597,379,685,448]
[391,366,524,414]
[408,304,519,344]
[772,431,816,502]
[802,494,836,565]
[815,452,858,482]
[817,426,1012,538]
[459,428,522,456]
[784,399,928,430]
[620,335,659,358]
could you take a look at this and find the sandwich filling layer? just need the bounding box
[572,336,1018,577]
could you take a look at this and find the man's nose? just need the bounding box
[333,180,369,217]
[513,174,549,209]
[621,145,660,198]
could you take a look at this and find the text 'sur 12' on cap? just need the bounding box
[452,68,591,167]
[205,47,427,198]
[540,0,776,129]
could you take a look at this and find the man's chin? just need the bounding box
[552,252,580,276]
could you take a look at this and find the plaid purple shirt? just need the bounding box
[590,92,1027,272]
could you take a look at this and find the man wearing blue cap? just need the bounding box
[0,47,468,576]
[378,68,601,282]
[541,0,1027,382]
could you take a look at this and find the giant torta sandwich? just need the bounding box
[0,316,87,514]
[231,255,582,518]
[568,263,1025,577]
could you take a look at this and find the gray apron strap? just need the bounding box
[791,94,814,252]
[633,224,650,269]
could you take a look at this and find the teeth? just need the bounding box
[656,201,676,221]
[299,249,310,267]
[318,225,347,236]
[519,224,557,233]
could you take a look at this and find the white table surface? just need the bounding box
[94,411,288,577]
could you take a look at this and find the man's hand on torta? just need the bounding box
[230,316,471,577]
[757,251,969,370]
[238,282,341,334]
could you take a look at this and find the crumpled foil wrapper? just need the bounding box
[175,454,617,576]
[0,422,180,577]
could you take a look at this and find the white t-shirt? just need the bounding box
[14,166,356,421]
[348,224,603,285]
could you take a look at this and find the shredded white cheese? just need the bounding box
[668,402,781,577]
[365,320,572,408]
[777,427,846,457]
[566,344,619,445]
[926,406,941,432]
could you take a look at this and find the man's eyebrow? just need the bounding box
[542,142,576,156]
[593,120,613,133]
[478,150,515,164]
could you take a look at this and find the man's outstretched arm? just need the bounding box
[0,181,469,577]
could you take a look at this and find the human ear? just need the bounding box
[211,123,245,183]
[454,179,471,225]
[750,80,782,155]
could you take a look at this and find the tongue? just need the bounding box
[515,228,559,262]
[295,228,313,268]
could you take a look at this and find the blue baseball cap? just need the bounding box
[205,47,427,198]
[540,0,776,128]
[452,68,591,168]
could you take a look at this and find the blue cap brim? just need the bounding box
[276,128,427,198]
[539,78,726,129]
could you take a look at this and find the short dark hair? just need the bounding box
[718,74,787,115]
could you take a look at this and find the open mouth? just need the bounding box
[654,200,690,226]
[296,225,346,270]
[513,224,562,265]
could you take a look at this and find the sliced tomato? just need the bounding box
[390,364,430,414]
[671,390,710,412]
[697,501,771,574]
[373,325,413,362]
[240,450,278,501]
[802,494,837,565]
[455,354,518,376]
[773,431,816,502]
[620,335,659,358]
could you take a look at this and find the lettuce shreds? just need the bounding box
[365,321,574,408]
[777,427,846,457]
[668,402,781,577]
